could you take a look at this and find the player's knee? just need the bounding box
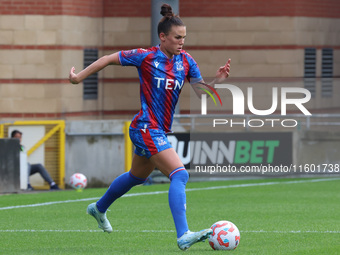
[36,163,43,169]
[170,169,189,183]
[128,171,147,185]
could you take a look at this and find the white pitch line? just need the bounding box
[0,229,339,234]
[0,229,175,233]
[0,197,102,211]
[0,178,339,211]
[242,230,340,234]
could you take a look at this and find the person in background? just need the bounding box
[11,130,60,191]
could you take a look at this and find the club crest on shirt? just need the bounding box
[175,61,184,71]
[156,137,167,146]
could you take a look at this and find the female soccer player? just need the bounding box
[69,4,230,251]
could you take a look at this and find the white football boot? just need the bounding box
[177,228,213,251]
[87,202,113,233]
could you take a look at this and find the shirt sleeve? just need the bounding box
[119,48,149,67]
[185,53,203,84]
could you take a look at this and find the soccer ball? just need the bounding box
[69,173,87,190]
[208,220,240,250]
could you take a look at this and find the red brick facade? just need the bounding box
[1,0,339,18]
[1,0,339,119]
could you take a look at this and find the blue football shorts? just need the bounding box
[129,127,172,158]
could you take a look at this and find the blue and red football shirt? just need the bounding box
[119,45,202,133]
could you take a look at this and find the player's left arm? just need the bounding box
[191,58,231,98]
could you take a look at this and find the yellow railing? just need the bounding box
[123,121,132,172]
[0,120,65,189]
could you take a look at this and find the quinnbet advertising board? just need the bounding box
[168,132,292,169]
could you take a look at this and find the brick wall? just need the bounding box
[1,0,340,119]
[1,0,340,18]
[103,0,150,17]
[180,0,340,18]
[0,0,103,17]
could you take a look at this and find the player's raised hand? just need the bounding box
[69,67,79,84]
[215,58,231,81]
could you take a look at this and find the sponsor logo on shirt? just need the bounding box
[123,49,137,56]
[154,77,184,90]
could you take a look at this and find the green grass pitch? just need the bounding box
[0,177,339,254]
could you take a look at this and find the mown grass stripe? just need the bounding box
[0,178,339,211]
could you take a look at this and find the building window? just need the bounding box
[83,49,98,100]
[304,48,316,98]
[321,48,333,98]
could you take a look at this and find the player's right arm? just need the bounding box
[69,52,120,84]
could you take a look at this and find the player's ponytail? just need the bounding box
[160,3,174,18]
[158,4,184,36]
